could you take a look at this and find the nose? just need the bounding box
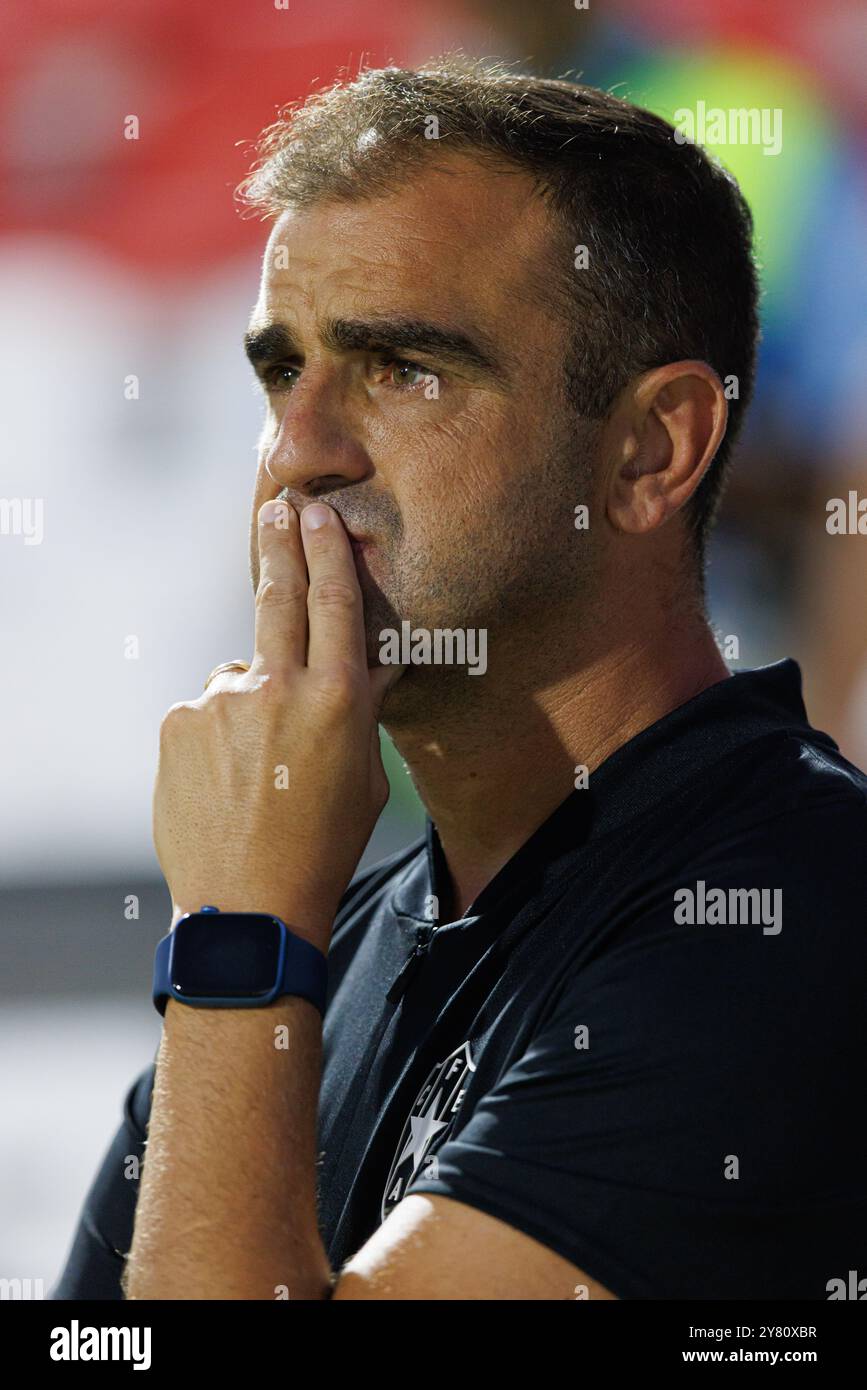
[263,369,373,500]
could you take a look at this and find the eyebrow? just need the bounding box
[243,315,508,383]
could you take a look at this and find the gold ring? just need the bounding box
[203,660,251,692]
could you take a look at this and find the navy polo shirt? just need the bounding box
[52,660,867,1299]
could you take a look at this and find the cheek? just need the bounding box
[390,398,513,494]
[362,399,524,570]
[424,409,518,516]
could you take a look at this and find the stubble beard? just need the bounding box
[372,423,603,729]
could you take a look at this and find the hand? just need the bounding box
[153,500,403,949]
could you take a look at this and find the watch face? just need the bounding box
[171,914,283,1001]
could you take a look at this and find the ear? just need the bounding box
[606,361,728,536]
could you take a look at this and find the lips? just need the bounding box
[341,520,373,550]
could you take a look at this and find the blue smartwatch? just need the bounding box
[152,906,328,1017]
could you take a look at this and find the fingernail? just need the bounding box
[259,500,282,526]
[301,504,331,531]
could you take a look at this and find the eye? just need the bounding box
[260,357,438,394]
[261,363,299,392]
[378,357,435,390]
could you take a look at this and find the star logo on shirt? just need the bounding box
[381,1041,476,1221]
[396,1088,450,1171]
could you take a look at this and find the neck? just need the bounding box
[383,612,728,922]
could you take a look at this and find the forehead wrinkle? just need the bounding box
[262,174,562,352]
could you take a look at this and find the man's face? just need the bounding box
[246,153,602,704]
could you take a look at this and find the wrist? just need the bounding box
[154,906,330,1018]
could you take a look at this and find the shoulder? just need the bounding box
[678,727,867,917]
[670,718,867,840]
[544,728,867,1037]
[629,724,867,931]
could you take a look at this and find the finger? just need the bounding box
[300,503,367,676]
[253,499,308,669]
